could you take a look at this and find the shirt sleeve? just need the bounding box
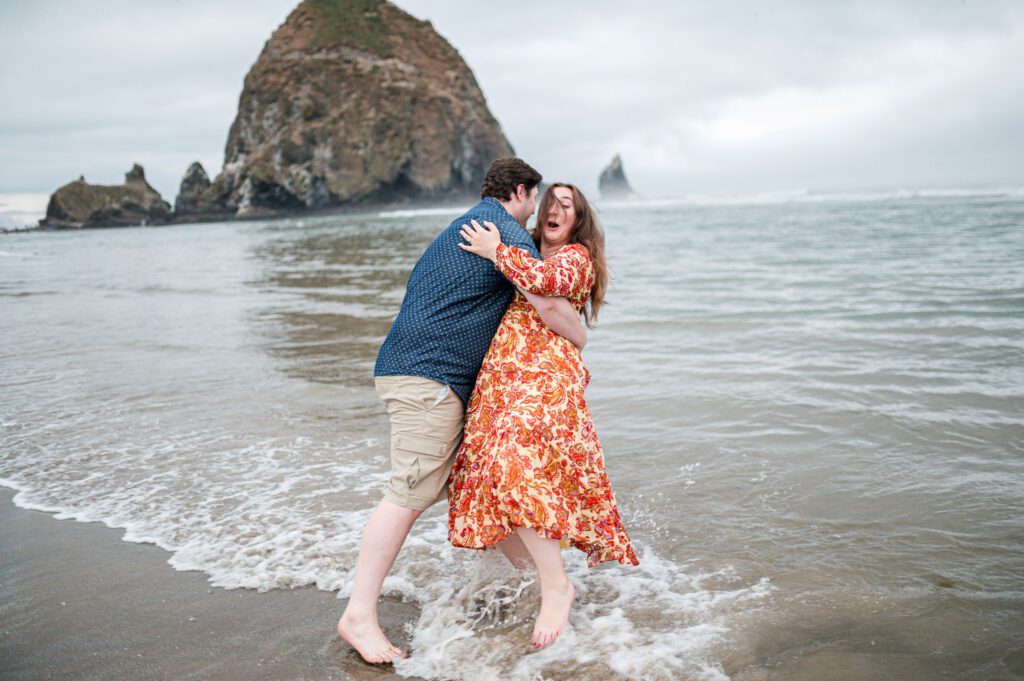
[493,243,589,297]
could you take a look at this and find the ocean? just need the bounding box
[1,191,1022,680]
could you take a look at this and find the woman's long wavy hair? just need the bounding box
[531,183,607,328]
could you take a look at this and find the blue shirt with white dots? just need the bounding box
[374,196,541,405]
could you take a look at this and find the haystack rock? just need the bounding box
[40,164,173,229]
[174,161,231,221]
[208,0,514,216]
[598,154,635,200]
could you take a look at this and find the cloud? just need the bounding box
[0,0,296,198]
[1,0,1021,202]
[395,0,1024,194]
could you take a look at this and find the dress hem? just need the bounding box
[448,521,639,568]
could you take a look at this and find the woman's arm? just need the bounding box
[522,290,587,351]
[458,220,588,349]
[459,219,585,297]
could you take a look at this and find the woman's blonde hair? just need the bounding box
[532,183,607,327]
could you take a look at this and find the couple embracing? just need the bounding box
[338,157,638,663]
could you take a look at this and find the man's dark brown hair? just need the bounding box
[479,157,543,201]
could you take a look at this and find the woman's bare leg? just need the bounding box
[496,532,534,569]
[513,526,575,648]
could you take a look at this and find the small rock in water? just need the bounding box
[40,164,173,229]
[173,161,231,222]
[598,153,636,200]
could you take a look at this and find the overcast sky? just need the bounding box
[1,0,1022,211]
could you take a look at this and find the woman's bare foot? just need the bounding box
[531,578,575,649]
[337,609,406,664]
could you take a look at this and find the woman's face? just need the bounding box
[542,186,576,248]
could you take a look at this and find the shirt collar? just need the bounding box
[481,196,521,226]
[481,196,505,212]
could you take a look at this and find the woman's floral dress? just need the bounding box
[448,242,638,567]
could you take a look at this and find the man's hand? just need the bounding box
[458,219,502,262]
[522,290,587,351]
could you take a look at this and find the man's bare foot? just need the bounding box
[337,609,406,664]
[531,579,575,649]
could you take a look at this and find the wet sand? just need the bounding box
[0,488,422,681]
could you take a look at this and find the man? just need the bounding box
[337,157,586,664]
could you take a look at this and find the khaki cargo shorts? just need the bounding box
[375,375,465,510]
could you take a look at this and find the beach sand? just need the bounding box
[0,488,424,681]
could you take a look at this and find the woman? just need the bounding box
[448,183,638,650]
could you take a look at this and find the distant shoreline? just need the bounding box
[0,194,486,234]
[5,183,1024,234]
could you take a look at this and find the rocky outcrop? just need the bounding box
[209,0,513,215]
[598,154,635,200]
[173,162,232,221]
[40,164,173,229]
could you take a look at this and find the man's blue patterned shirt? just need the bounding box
[374,197,541,405]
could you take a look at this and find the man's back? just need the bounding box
[374,196,540,404]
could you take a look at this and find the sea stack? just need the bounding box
[207,0,514,216]
[598,154,635,200]
[39,164,173,229]
[174,162,232,222]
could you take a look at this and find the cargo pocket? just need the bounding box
[393,434,449,491]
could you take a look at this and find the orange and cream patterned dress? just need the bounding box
[448,242,639,567]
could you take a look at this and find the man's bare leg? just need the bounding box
[514,526,575,649]
[338,499,423,664]
[496,532,534,570]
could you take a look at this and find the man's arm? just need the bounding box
[520,289,587,351]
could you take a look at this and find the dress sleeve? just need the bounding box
[495,221,541,258]
[494,243,589,297]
